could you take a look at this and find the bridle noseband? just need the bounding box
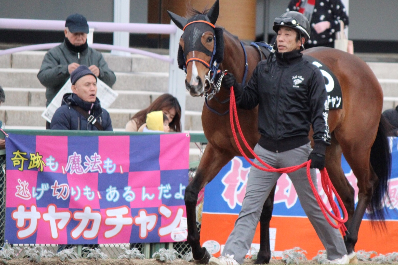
[180,20,225,100]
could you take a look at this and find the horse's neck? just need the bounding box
[205,32,257,111]
[202,34,241,114]
[221,32,262,86]
[221,32,246,84]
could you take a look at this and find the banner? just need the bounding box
[5,133,189,245]
[200,138,398,259]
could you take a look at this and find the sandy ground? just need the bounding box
[2,258,397,265]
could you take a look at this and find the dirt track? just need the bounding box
[3,258,397,264]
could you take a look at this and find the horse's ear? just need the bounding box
[207,0,220,25]
[167,10,188,30]
[177,45,186,71]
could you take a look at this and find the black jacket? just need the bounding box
[50,93,113,131]
[234,50,330,153]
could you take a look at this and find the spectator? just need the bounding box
[51,66,108,252]
[209,11,348,265]
[126,93,182,132]
[0,86,5,247]
[50,65,112,131]
[382,106,398,136]
[286,0,349,49]
[138,111,170,132]
[38,13,116,128]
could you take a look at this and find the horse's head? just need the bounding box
[168,0,224,98]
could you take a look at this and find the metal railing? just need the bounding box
[0,17,186,129]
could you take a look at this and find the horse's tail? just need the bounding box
[368,114,392,222]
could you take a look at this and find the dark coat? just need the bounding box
[234,50,330,153]
[287,0,349,48]
[50,93,113,131]
[37,42,116,105]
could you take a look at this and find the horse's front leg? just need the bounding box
[255,186,276,264]
[185,143,234,263]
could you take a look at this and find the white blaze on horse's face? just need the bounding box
[184,31,215,97]
[190,51,200,87]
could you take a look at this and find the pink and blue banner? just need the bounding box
[5,133,190,245]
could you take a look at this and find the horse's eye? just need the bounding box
[207,36,213,43]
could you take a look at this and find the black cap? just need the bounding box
[65,13,89,34]
[71,65,97,85]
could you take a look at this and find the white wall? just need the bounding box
[0,0,113,21]
[349,0,397,40]
[130,0,148,23]
[0,0,148,24]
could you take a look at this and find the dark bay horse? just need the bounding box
[168,1,391,264]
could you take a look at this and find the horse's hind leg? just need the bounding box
[340,148,377,260]
[185,143,234,263]
[334,132,379,262]
[255,186,276,265]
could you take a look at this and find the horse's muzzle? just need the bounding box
[185,78,204,96]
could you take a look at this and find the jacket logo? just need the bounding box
[292,75,304,87]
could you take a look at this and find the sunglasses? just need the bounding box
[274,17,299,27]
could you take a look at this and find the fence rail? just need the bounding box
[0,18,177,34]
[0,17,186,129]
[4,129,207,143]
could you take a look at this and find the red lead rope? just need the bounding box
[229,86,348,235]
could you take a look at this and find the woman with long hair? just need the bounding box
[125,93,182,132]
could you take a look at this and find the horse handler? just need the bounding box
[209,11,348,265]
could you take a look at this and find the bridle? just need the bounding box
[180,19,273,116]
[180,20,225,100]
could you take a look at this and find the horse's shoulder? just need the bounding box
[302,55,323,72]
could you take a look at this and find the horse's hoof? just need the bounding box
[255,252,271,264]
[194,249,211,264]
[348,252,358,264]
[255,257,270,264]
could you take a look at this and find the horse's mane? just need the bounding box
[186,5,239,41]
[224,29,239,40]
[187,6,210,18]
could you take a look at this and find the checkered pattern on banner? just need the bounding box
[5,133,189,245]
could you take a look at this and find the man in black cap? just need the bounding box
[50,65,113,131]
[38,13,116,128]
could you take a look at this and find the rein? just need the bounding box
[228,86,348,235]
[203,40,250,116]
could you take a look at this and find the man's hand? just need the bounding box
[222,72,236,89]
[68,63,80,74]
[313,21,331,34]
[89,65,100,77]
[308,152,325,170]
